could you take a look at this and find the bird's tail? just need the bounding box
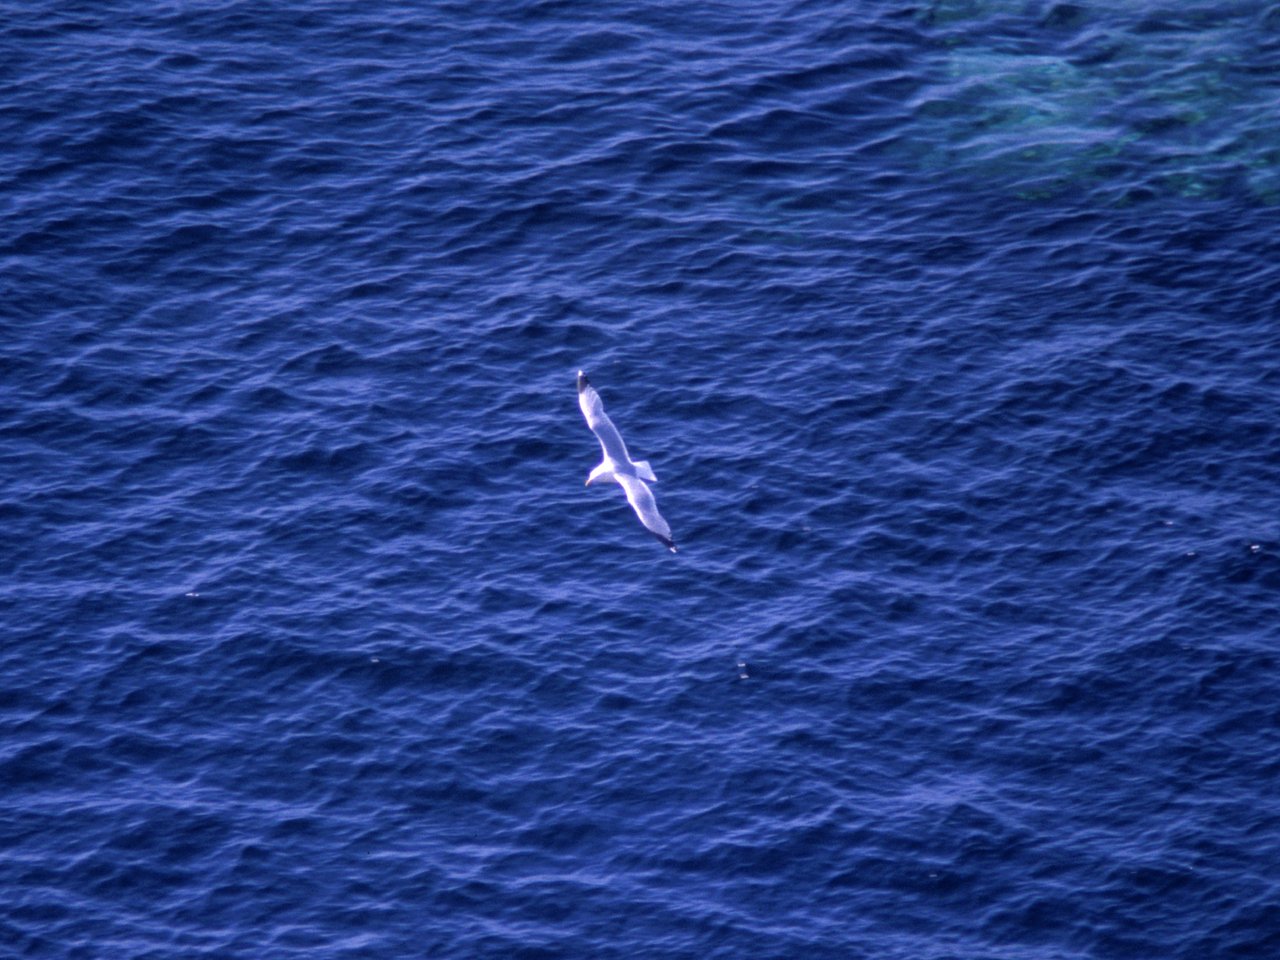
[633,460,657,482]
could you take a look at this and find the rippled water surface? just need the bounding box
[4,2,1280,957]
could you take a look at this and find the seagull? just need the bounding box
[578,370,676,552]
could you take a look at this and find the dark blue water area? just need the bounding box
[3,1,1280,957]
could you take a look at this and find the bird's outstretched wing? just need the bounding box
[578,371,631,464]
[616,473,676,552]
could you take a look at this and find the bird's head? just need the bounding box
[585,464,612,487]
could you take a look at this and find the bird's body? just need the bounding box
[577,371,676,552]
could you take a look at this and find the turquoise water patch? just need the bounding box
[908,2,1280,201]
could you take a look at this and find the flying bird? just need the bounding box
[577,371,676,552]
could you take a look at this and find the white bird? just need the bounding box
[577,370,676,552]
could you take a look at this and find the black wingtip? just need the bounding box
[577,370,589,390]
[655,533,677,553]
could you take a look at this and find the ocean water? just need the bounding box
[3,1,1280,957]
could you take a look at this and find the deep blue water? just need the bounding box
[4,1,1280,957]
